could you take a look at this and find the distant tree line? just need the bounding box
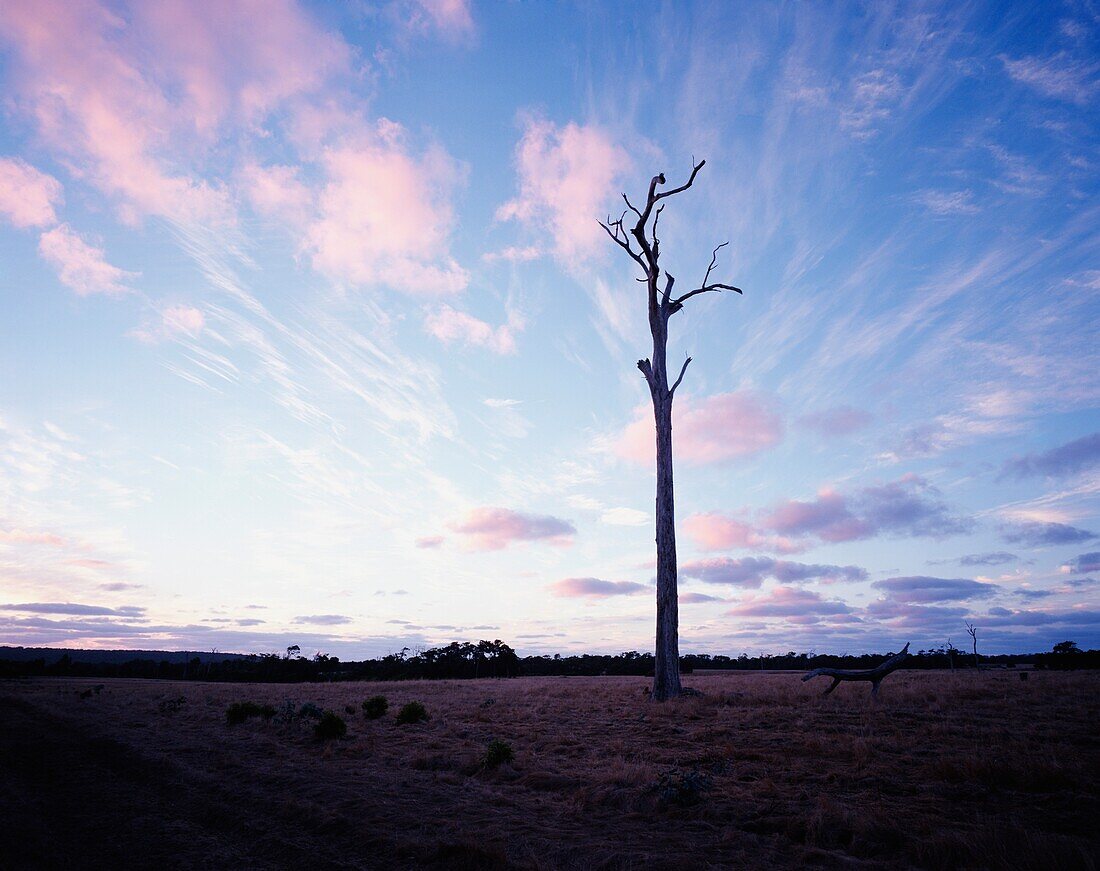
[1,640,1095,682]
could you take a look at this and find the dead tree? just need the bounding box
[802,643,910,699]
[600,160,741,701]
[966,621,979,669]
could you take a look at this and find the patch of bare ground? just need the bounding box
[1,671,1097,869]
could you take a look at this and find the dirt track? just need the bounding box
[1,673,1098,870]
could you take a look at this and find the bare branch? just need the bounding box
[669,356,692,396]
[669,282,742,313]
[637,357,654,387]
[653,159,706,204]
[598,218,647,272]
[622,193,642,220]
[701,242,729,290]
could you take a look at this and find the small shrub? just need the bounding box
[650,769,713,807]
[344,704,356,715]
[275,700,297,723]
[314,711,347,740]
[157,696,186,714]
[396,701,429,725]
[362,695,388,720]
[226,701,276,725]
[483,739,514,768]
[298,702,324,720]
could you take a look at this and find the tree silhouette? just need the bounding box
[965,622,979,669]
[601,160,741,700]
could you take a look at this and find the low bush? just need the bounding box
[483,739,514,768]
[362,695,388,720]
[396,701,429,724]
[314,711,347,740]
[226,701,276,725]
[298,702,323,719]
[650,769,713,807]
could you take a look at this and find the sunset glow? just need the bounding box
[1,0,1097,658]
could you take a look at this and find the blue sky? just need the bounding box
[0,0,1097,657]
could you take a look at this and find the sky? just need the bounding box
[0,0,1098,659]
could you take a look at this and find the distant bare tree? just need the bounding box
[945,638,958,671]
[600,160,741,701]
[965,622,979,669]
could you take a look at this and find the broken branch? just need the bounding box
[802,643,910,699]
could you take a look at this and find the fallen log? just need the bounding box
[802,643,910,699]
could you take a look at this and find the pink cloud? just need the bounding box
[549,577,647,598]
[0,158,62,228]
[683,512,800,553]
[497,118,628,261]
[451,507,575,551]
[424,305,521,354]
[37,225,135,296]
[764,489,872,543]
[162,305,204,336]
[0,528,65,546]
[304,132,469,294]
[617,391,783,466]
[0,0,347,226]
[240,163,314,226]
[66,558,111,568]
[759,477,971,545]
[415,535,444,549]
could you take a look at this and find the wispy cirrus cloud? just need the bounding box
[1000,52,1100,105]
[798,406,873,437]
[405,0,476,43]
[450,507,575,551]
[912,189,980,216]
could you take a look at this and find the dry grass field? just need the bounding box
[1,671,1097,870]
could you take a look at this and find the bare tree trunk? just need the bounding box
[652,391,681,701]
[599,160,740,702]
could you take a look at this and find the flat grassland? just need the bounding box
[1,671,1097,870]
